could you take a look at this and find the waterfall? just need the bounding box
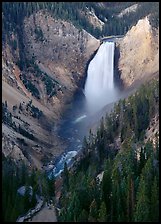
[48,42,117,179]
[84,41,116,113]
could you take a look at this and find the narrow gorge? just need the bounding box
[48,40,118,177]
[2,2,159,222]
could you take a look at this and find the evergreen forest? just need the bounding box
[58,79,159,222]
[2,74,159,223]
[2,2,159,41]
[2,158,55,221]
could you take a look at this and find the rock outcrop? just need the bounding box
[117,16,159,87]
[23,10,99,92]
[2,9,100,168]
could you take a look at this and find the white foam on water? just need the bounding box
[73,114,87,124]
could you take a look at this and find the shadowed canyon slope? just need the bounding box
[2,10,99,168]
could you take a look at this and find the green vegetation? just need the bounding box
[3,2,159,42]
[34,27,44,41]
[2,159,36,221]
[59,79,159,222]
[24,59,41,77]
[18,125,35,141]
[16,137,28,146]
[2,2,159,86]
[90,2,159,36]
[18,57,59,98]
[42,75,57,97]
[2,100,43,141]
[11,39,18,50]
[2,2,101,39]
[2,158,55,222]
[31,105,43,119]
[20,73,40,99]
[2,101,13,126]
[2,3,159,222]
[26,100,43,119]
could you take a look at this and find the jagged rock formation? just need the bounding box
[116,16,159,87]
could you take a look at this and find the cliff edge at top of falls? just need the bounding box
[116,16,159,87]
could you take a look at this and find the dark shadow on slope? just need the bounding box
[114,44,124,91]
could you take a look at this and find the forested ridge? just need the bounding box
[2,2,159,41]
[95,2,159,35]
[58,78,159,222]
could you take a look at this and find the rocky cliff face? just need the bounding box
[3,10,99,118]
[79,7,104,31]
[2,10,99,168]
[116,16,159,87]
[24,10,99,88]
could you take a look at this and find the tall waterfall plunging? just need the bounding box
[84,41,116,113]
[48,42,119,178]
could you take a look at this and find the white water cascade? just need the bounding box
[84,41,116,114]
[48,42,117,179]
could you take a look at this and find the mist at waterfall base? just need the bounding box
[84,41,117,114]
[48,41,118,179]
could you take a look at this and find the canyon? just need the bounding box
[2,3,159,223]
[2,10,99,168]
[2,10,159,171]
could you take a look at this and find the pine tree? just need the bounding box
[134,178,150,222]
[77,209,88,222]
[101,159,112,220]
[150,176,159,221]
[82,136,88,156]
[88,199,98,222]
[19,103,23,111]
[5,100,7,108]
[62,162,69,191]
[47,173,55,198]
[67,191,81,222]
[98,201,107,222]
[134,156,155,221]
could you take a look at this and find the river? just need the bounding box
[47,39,145,179]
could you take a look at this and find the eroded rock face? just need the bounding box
[23,10,99,92]
[117,17,159,87]
[2,134,29,165]
[79,8,104,31]
[2,10,100,167]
